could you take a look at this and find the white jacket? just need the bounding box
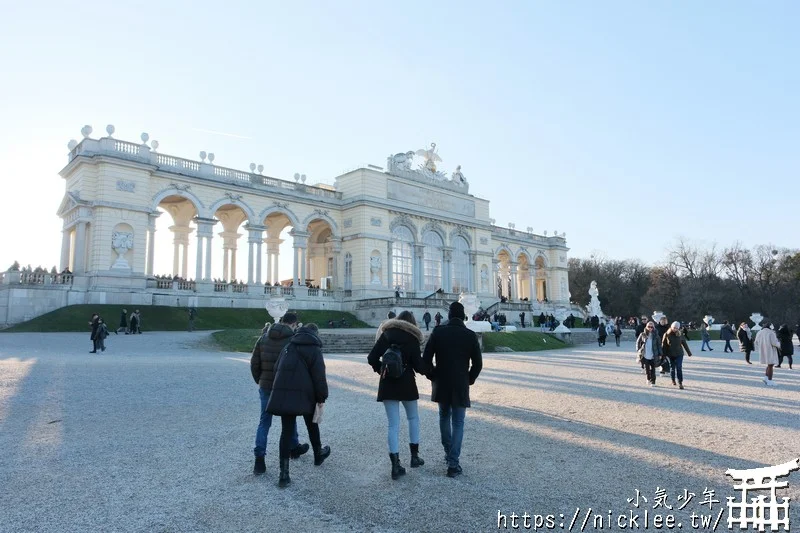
[754,327,780,365]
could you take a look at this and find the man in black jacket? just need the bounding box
[250,313,309,475]
[423,302,483,478]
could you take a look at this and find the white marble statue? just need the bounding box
[369,256,382,284]
[451,165,467,186]
[111,232,133,269]
[459,292,491,332]
[480,266,488,291]
[389,151,415,171]
[416,143,441,173]
[585,280,604,318]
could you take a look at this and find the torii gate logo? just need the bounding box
[726,458,800,531]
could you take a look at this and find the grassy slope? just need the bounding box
[3,305,368,333]
[213,329,569,353]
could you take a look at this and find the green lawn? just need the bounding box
[3,305,368,333]
[482,331,568,352]
[212,329,263,353]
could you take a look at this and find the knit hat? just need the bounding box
[671,321,681,329]
[448,302,466,320]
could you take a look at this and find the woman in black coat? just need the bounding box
[776,324,794,369]
[88,313,100,353]
[367,311,426,479]
[266,323,330,487]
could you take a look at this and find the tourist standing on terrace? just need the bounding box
[367,310,427,480]
[776,324,794,369]
[720,321,735,352]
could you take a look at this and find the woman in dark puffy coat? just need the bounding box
[367,310,427,480]
[776,324,794,369]
[267,323,330,487]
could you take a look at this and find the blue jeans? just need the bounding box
[254,388,299,457]
[669,356,684,384]
[701,339,711,350]
[383,400,420,453]
[438,403,466,469]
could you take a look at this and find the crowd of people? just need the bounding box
[249,301,482,487]
[632,313,795,389]
[87,309,143,353]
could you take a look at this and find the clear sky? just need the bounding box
[1,1,797,278]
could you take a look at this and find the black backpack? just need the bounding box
[381,344,405,380]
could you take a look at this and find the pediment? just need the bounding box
[56,191,89,217]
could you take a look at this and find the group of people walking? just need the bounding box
[87,309,143,353]
[635,314,795,388]
[249,302,482,487]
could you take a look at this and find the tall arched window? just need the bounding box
[451,236,470,292]
[344,252,352,290]
[423,231,443,292]
[391,226,414,290]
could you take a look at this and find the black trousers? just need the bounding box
[280,414,320,460]
[778,353,793,367]
[644,359,657,384]
[724,340,733,352]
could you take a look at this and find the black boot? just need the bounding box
[314,445,331,466]
[253,456,266,475]
[409,443,424,467]
[290,443,310,459]
[278,458,290,487]
[389,453,406,480]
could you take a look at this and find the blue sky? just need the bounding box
[1,1,797,276]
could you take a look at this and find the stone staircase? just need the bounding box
[318,331,432,354]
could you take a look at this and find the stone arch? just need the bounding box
[494,244,514,259]
[515,248,533,265]
[420,221,446,244]
[389,215,418,242]
[533,252,549,269]
[257,205,302,229]
[301,211,339,237]
[208,197,257,225]
[150,187,205,217]
[448,227,472,248]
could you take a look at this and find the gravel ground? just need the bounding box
[0,332,798,533]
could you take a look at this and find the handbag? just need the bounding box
[312,402,324,424]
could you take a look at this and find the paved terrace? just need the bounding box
[0,332,798,532]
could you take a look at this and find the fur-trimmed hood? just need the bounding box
[375,318,424,343]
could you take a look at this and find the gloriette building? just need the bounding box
[0,126,576,326]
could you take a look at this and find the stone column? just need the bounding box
[231,251,237,281]
[529,270,536,301]
[442,248,453,293]
[300,247,307,285]
[60,229,72,272]
[273,253,279,285]
[181,243,189,279]
[414,245,425,292]
[386,241,393,290]
[195,233,203,281]
[255,240,263,285]
[469,252,478,293]
[290,231,308,287]
[73,221,87,273]
[247,240,255,284]
[222,248,230,281]
[510,263,518,301]
[492,260,500,297]
[146,217,157,277]
[204,233,212,281]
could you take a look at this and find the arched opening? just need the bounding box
[517,253,531,301]
[212,204,248,283]
[535,255,548,302]
[391,225,414,291]
[422,231,444,292]
[496,250,511,299]
[451,235,470,293]
[153,195,200,281]
[263,212,296,286]
[306,219,336,289]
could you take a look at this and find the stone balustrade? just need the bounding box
[68,137,342,200]
[0,270,74,286]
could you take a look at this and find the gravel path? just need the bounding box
[1,332,798,532]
